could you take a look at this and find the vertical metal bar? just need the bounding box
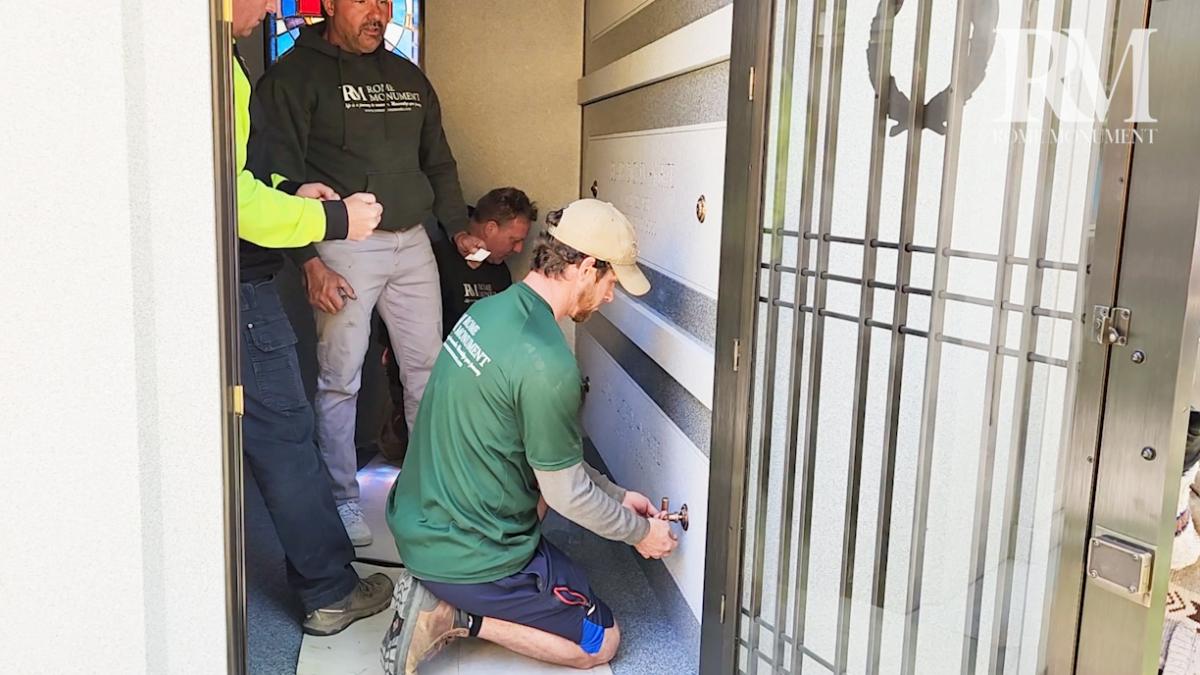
[985,0,1073,670]
[860,0,957,672]
[791,0,849,670]
[832,1,897,672]
[768,17,835,658]
[767,0,818,670]
[956,0,1043,670]
[890,0,935,671]
[744,0,796,669]
[744,141,785,675]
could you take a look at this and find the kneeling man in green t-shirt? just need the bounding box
[382,199,679,673]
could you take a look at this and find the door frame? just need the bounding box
[1068,0,1200,672]
[700,0,774,671]
[1038,0,1146,670]
[208,0,248,672]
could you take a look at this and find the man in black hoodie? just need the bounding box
[249,0,484,547]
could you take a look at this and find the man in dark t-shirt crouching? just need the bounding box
[376,188,535,460]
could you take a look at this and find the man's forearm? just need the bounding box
[429,168,469,235]
[582,462,626,502]
[534,464,648,545]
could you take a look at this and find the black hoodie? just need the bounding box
[245,24,468,271]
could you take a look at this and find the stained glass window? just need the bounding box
[268,0,421,65]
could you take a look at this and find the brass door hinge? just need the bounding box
[232,385,245,417]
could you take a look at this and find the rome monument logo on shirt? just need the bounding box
[340,83,423,113]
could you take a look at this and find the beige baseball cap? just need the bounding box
[547,199,650,296]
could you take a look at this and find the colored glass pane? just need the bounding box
[269,0,420,65]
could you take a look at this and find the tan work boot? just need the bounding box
[406,599,468,673]
[379,571,469,674]
[303,573,394,636]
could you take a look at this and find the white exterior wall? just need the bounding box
[1,1,228,672]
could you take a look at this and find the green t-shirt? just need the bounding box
[387,282,584,583]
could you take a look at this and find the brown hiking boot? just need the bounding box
[302,573,394,637]
[380,572,468,674]
[406,599,467,672]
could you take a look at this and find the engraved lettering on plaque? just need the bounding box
[585,123,726,296]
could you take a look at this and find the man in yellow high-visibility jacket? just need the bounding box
[230,0,393,637]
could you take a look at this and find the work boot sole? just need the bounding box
[380,571,418,674]
[395,578,439,674]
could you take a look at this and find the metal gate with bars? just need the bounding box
[707,0,1138,672]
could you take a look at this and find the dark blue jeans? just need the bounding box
[240,277,358,612]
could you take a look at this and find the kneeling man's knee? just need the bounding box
[574,603,619,669]
[593,622,620,665]
[572,622,619,669]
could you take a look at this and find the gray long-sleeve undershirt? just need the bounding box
[534,462,650,546]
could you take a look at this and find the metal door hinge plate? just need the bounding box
[232,385,245,417]
[1092,306,1131,346]
[1087,529,1153,606]
[732,339,742,372]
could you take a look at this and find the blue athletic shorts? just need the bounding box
[420,538,615,654]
